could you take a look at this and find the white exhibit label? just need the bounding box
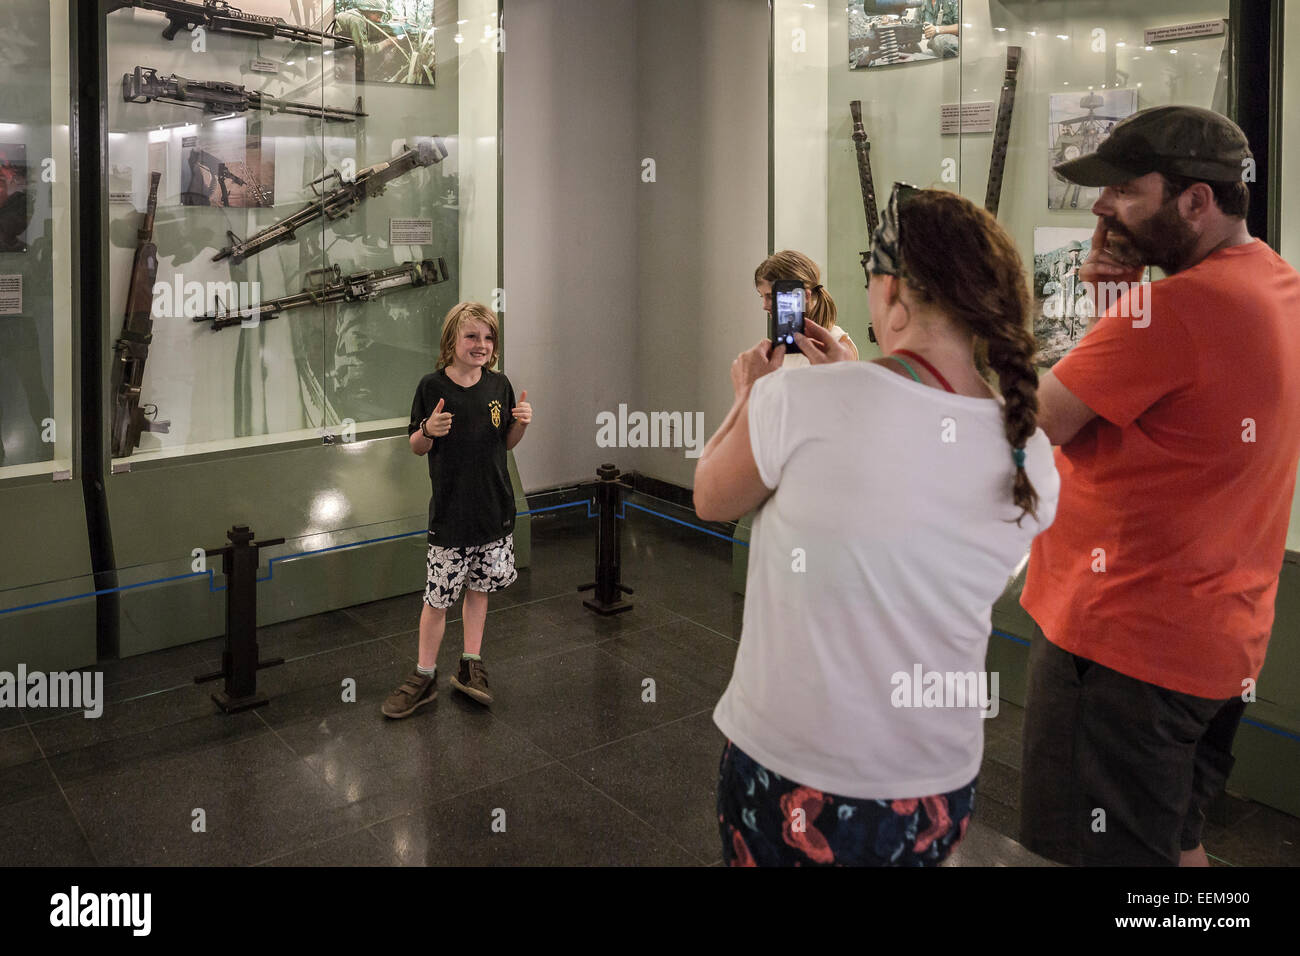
[390,218,434,244]
[1144,20,1225,44]
[0,274,21,315]
[249,58,279,73]
[108,191,134,204]
[940,101,995,135]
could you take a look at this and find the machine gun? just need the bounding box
[849,100,880,344]
[853,17,925,68]
[110,172,171,458]
[106,0,353,47]
[123,66,366,123]
[194,258,451,330]
[984,46,1022,217]
[213,139,448,264]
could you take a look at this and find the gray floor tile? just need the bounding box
[0,725,57,808]
[485,644,718,759]
[595,618,738,700]
[0,792,98,865]
[368,762,697,866]
[565,709,725,864]
[64,732,366,866]
[272,679,553,826]
[258,828,399,866]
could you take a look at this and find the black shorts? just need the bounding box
[1019,626,1247,866]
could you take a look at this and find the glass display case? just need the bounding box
[776,0,1233,362]
[103,0,500,464]
[0,0,75,479]
[0,0,504,670]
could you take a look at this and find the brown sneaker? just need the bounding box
[451,657,493,705]
[382,670,437,718]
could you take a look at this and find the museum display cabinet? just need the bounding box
[0,0,519,670]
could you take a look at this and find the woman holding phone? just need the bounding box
[696,185,1060,866]
[754,250,858,367]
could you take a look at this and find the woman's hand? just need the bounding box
[793,321,856,365]
[731,339,785,398]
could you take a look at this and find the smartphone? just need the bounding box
[769,280,805,352]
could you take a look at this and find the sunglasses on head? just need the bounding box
[866,182,923,344]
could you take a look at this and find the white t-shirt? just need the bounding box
[781,324,854,369]
[712,361,1060,799]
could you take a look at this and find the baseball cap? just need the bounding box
[1054,105,1252,186]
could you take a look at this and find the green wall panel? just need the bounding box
[0,480,96,673]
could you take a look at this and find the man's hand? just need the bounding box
[793,320,856,365]
[923,23,937,39]
[511,389,532,426]
[1080,221,1144,318]
[731,339,785,398]
[426,397,452,437]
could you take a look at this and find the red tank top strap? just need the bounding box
[890,349,956,393]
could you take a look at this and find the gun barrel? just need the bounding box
[197,259,451,330]
[212,142,446,264]
[110,0,354,46]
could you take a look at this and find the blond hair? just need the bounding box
[437,301,501,370]
[753,250,838,331]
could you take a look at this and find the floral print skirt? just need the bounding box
[717,740,976,866]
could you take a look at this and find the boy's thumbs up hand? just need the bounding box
[427,397,453,437]
[511,389,532,426]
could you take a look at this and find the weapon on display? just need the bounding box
[855,19,925,67]
[848,100,879,254]
[849,100,880,343]
[123,66,367,123]
[110,171,171,458]
[984,46,1022,217]
[212,139,449,264]
[194,258,451,331]
[106,0,353,47]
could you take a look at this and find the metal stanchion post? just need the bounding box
[577,464,634,615]
[194,524,285,712]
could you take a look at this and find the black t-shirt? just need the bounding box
[408,367,516,548]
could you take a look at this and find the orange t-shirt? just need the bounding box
[1022,239,1300,699]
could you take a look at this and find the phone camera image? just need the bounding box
[772,284,805,349]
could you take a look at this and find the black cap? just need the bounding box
[1054,105,1252,186]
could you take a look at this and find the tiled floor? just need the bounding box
[1,500,1296,866]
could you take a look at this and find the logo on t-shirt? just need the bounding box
[489,400,502,428]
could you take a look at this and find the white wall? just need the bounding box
[505,0,769,491]
[502,0,640,489]
[630,0,769,487]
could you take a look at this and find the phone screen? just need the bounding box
[773,286,805,350]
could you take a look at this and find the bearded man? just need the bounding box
[1021,106,1300,866]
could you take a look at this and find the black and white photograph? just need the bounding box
[1048,88,1138,209]
[1032,227,1095,366]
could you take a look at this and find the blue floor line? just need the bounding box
[619,500,748,546]
[2,501,594,614]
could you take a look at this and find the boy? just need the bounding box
[383,302,531,718]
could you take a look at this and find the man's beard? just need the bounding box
[1104,199,1200,275]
